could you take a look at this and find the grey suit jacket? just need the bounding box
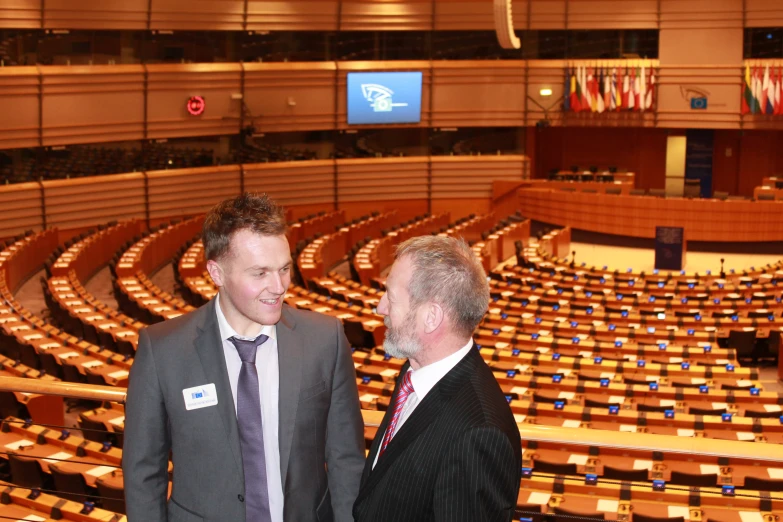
[123,300,365,522]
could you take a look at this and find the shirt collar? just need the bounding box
[215,294,277,342]
[408,339,473,401]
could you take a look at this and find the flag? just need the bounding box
[766,65,776,115]
[628,67,636,110]
[622,66,630,109]
[564,66,570,111]
[777,67,783,115]
[741,64,752,115]
[585,67,594,112]
[603,67,611,111]
[596,67,606,113]
[761,65,770,114]
[610,67,618,111]
[645,67,655,110]
[633,66,642,110]
[639,64,647,112]
[569,67,582,112]
[591,68,600,112]
[580,65,589,110]
[752,66,762,114]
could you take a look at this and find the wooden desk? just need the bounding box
[520,187,783,242]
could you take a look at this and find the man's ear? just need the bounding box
[423,302,444,334]
[206,259,224,288]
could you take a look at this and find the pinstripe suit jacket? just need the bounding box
[353,345,521,522]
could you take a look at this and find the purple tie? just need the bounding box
[229,334,272,522]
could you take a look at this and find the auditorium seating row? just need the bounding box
[112,218,202,323]
[352,213,451,286]
[232,144,318,165]
[297,212,398,282]
[0,414,132,515]
[45,221,146,354]
[0,232,132,389]
[500,234,783,359]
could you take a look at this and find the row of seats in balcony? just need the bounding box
[0,145,216,185]
[232,143,317,164]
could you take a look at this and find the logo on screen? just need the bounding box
[361,84,409,113]
[347,72,422,125]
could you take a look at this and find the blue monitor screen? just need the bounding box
[347,71,423,125]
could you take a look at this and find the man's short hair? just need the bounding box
[203,192,287,262]
[396,235,489,338]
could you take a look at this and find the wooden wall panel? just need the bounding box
[737,131,783,197]
[244,160,336,207]
[567,1,658,30]
[43,0,148,29]
[534,126,668,190]
[146,64,241,139]
[0,0,40,29]
[337,61,432,129]
[337,157,428,202]
[528,0,566,29]
[339,199,426,220]
[745,0,783,27]
[0,67,39,149]
[339,0,434,31]
[659,0,743,30]
[431,61,526,127]
[244,63,337,133]
[431,155,527,199]
[149,0,245,30]
[711,129,741,196]
[0,183,43,239]
[658,8,743,130]
[431,198,491,219]
[435,1,496,30]
[42,173,145,229]
[40,65,145,146]
[147,165,241,220]
[245,1,339,31]
[656,65,741,129]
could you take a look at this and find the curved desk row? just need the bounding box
[519,187,783,242]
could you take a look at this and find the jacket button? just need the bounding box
[238,494,244,502]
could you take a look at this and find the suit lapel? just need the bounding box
[356,347,481,506]
[194,299,243,481]
[276,305,302,488]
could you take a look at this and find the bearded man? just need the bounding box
[352,235,521,522]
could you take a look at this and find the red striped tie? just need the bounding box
[379,370,414,457]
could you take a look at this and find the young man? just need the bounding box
[354,235,521,522]
[124,193,364,522]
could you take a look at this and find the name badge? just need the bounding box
[183,383,218,411]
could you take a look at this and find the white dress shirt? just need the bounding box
[373,339,474,468]
[215,296,284,522]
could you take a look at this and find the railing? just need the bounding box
[1,376,781,463]
[2,376,783,521]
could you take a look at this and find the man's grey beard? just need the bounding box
[383,312,421,360]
